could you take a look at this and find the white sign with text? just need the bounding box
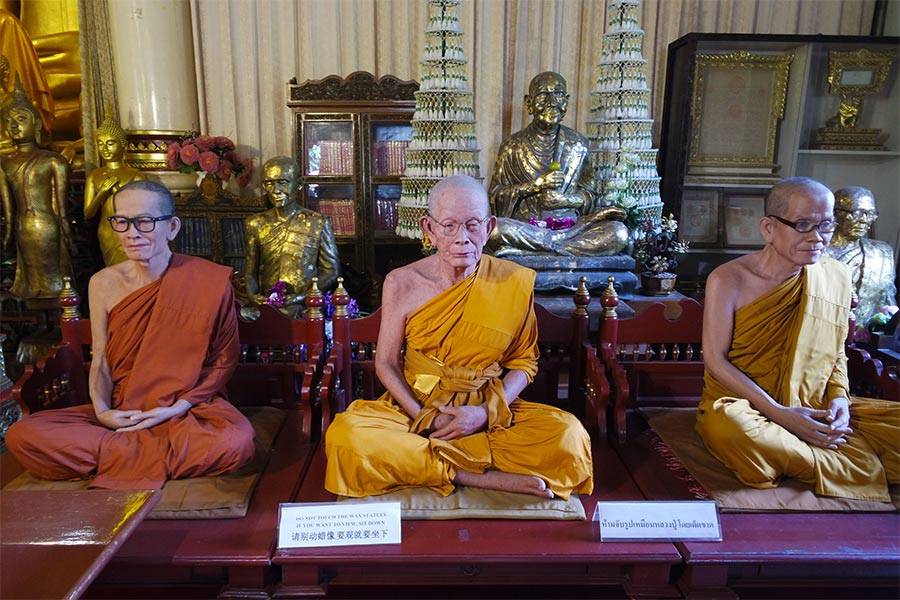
[593,501,722,542]
[277,501,402,548]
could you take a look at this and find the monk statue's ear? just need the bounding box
[759,215,775,244]
[167,216,182,241]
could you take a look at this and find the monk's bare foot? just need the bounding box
[453,469,554,498]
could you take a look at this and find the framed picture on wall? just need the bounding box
[724,195,765,247]
[679,189,719,244]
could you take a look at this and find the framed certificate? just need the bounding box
[724,195,765,247]
[679,190,719,245]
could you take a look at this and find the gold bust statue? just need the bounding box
[487,71,628,256]
[242,156,340,317]
[0,77,73,300]
[84,111,146,266]
[824,186,897,327]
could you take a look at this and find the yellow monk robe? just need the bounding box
[325,255,593,499]
[696,257,899,502]
[7,255,256,489]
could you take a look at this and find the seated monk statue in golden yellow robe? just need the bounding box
[325,174,593,499]
[697,177,899,502]
[6,180,255,489]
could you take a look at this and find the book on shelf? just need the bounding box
[316,199,356,235]
[319,141,354,175]
[373,140,410,176]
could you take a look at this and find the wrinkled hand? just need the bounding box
[429,405,488,441]
[97,409,144,430]
[825,397,853,436]
[774,405,849,450]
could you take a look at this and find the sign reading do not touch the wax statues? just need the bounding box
[277,501,402,548]
[594,501,722,542]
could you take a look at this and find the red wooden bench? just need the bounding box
[4,277,328,599]
[272,280,682,599]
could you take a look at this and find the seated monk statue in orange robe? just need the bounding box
[6,179,255,489]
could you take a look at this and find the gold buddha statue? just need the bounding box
[0,77,73,300]
[242,156,340,317]
[824,186,897,327]
[488,71,628,257]
[83,111,146,266]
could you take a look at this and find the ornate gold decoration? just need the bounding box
[687,51,793,182]
[333,277,350,318]
[305,277,324,320]
[59,276,81,321]
[815,48,896,151]
[600,276,619,320]
[124,129,191,170]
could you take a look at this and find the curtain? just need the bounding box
[191,0,877,192]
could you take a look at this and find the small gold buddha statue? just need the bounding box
[824,186,897,327]
[0,76,73,300]
[488,71,628,257]
[83,110,146,266]
[242,156,340,317]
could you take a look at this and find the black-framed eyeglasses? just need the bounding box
[836,207,879,221]
[429,215,490,237]
[767,214,837,234]
[107,215,174,233]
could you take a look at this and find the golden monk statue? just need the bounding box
[84,111,146,266]
[488,71,628,257]
[824,186,897,327]
[0,77,73,300]
[242,156,340,317]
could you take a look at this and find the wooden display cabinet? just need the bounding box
[288,71,422,308]
[658,33,899,295]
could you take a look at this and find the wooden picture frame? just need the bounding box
[686,51,794,180]
[724,195,765,247]
[679,189,719,244]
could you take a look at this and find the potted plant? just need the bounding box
[633,214,689,296]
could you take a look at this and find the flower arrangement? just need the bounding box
[264,281,361,319]
[633,214,689,277]
[167,132,253,187]
[266,280,290,307]
[603,145,642,231]
[529,216,575,230]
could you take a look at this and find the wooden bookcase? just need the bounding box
[658,34,899,296]
[288,71,422,308]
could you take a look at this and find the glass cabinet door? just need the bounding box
[371,122,412,176]
[306,183,357,236]
[304,121,354,176]
[372,184,401,232]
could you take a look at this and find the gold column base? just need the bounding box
[124,129,189,170]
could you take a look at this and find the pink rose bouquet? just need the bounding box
[167,132,253,187]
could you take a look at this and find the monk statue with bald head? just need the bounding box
[488,71,628,257]
[824,186,897,328]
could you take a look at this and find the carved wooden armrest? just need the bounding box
[12,342,88,415]
[584,346,610,437]
[597,341,630,443]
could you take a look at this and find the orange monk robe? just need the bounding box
[7,255,255,490]
[696,257,899,502]
[325,254,594,499]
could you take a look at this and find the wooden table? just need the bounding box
[1,489,160,600]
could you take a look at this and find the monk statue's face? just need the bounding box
[97,132,125,163]
[424,187,496,273]
[525,75,569,128]
[835,193,878,241]
[5,107,36,143]
[262,162,299,209]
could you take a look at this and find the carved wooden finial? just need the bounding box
[574,276,590,317]
[600,275,619,320]
[305,277,324,320]
[333,277,350,318]
[59,276,81,321]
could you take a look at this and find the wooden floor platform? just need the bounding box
[272,440,682,600]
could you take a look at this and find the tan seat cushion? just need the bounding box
[339,486,586,520]
[643,407,899,512]
[4,406,286,519]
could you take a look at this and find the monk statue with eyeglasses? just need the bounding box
[325,174,593,500]
[824,186,897,328]
[7,179,255,489]
[487,71,628,257]
[697,177,899,503]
